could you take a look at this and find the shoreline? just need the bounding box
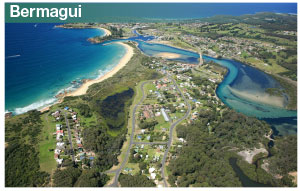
[65,42,133,97]
[39,42,133,113]
[98,27,111,36]
[150,39,296,110]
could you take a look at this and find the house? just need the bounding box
[56,130,64,136]
[56,142,65,148]
[143,111,150,119]
[155,112,161,117]
[179,138,186,143]
[124,167,132,173]
[149,167,155,173]
[56,158,63,164]
[54,149,61,154]
[150,173,156,180]
[146,135,151,140]
[56,124,61,130]
[72,115,77,120]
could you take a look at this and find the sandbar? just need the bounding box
[155,52,182,59]
[228,86,285,108]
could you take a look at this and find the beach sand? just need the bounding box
[148,39,198,53]
[39,42,133,113]
[38,27,118,113]
[99,27,111,36]
[66,42,134,97]
[228,86,285,108]
[155,52,182,59]
[148,39,203,64]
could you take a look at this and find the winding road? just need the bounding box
[107,76,191,187]
[160,76,192,187]
[109,81,149,187]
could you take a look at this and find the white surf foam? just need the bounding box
[13,98,57,115]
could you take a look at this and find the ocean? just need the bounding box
[5,23,127,114]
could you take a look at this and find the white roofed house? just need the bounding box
[56,142,65,149]
[149,167,156,173]
[56,124,61,130]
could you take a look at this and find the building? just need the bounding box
[161,108,170,122]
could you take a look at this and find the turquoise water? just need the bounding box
[5,23,127,114]
[116,32,297,134]
[130,38,297,119]
[5,25,297,135]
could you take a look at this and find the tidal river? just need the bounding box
[118,31,297,136]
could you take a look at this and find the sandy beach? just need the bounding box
[38,27,118,113]
[98,27,112,36]
[155,52,182,59]
[66,42,134,97]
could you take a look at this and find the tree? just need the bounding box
[119,174,156,187]
[76,169,108,187]
[53,167,81,187]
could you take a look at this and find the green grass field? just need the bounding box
[39,113,58,174]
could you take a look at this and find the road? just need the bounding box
[63,111,75,162]
[108,81,149,187]
[160,76,192,187]
[107,76,191,187]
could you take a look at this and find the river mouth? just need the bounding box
[109,31,297,135]
[123,31,295,187]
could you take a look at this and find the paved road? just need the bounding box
[109,81,149,187]
[63,111,75,162]
[160,76,192,187]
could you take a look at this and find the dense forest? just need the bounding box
[53,167,108,187]
[119,174,156,187]
[82,125,125,171]
[268,135,297,175]
[167,108,296,187]
[5,110,50,187]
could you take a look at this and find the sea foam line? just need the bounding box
[12,98,57,115]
